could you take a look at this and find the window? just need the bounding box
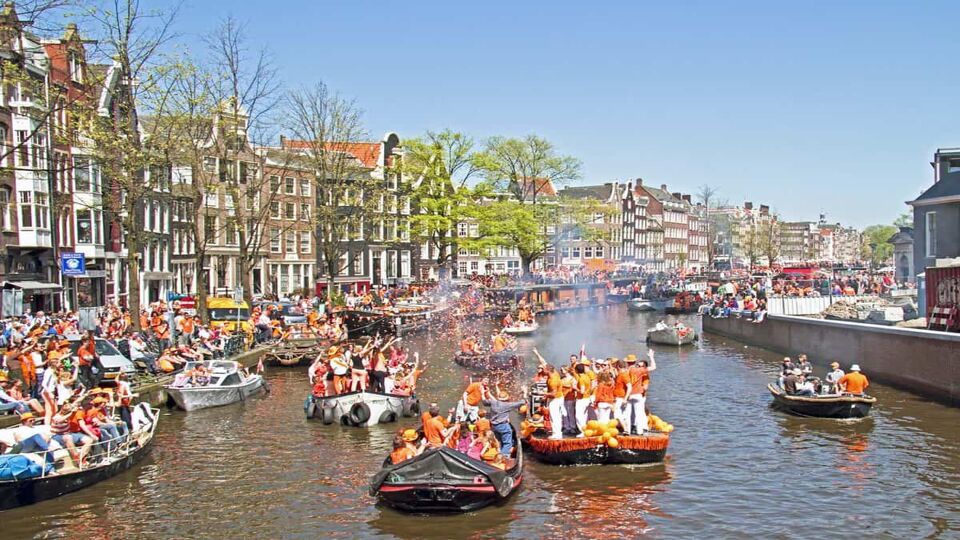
[596,246,604,258]
[0,189,8,230]
[16,130,28,167]
[949,159,960,173]
[285,231,296,253]
[285,202,296,220]
[561,247,570,258]
[68,52,83,83]
[34,193,48,229]
[225,220,237,245]
[204,216,217,244]
[300,231,310,253]
[205,192,218,208]
[470,261,479,271]
[926,211,937,258]
[270,175,280,193]
[300,204,310,221]
[74,157,90,191]
[270,228,281,252]
[270,201,280,219]
[458,223,469,237]
[351,252,362,274]
[299,179,309,196]
[584,247,593,258]
[76,209,93,243]
[203,157,217,173]
[285,177,295,194]
[572,247,581,258]
[458,261,468,275]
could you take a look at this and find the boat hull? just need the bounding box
[646,328,697,346]
[524,433,669,466]
[305,391,418,427]
[767,384,875,418]
[374,481,518,513]
[502,324,538,335]
[166,377,265,412]
[627,299,669,312]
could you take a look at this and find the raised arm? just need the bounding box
[647,349,657,372]
[532,348,548,368]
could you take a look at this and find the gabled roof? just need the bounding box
[515,177,557,200]
[282,139,381,168]
[636,184,681,204]
[558,183,621,202]
[911,172,960,204]
[887,228,914,245]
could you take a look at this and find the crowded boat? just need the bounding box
[768,356,876,418]
[646,320,697,346]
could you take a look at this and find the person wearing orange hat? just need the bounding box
[390,430,425,464]
[85,396,128,455]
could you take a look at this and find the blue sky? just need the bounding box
[163,0,957,227]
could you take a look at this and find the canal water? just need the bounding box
[5,308,960,538]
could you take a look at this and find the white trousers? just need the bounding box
[596,402,613,424]
[614,397,630,430]
[575,397,591,432]
[627,394,647,434]
[548,397,565,439]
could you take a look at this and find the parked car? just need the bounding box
[40,336,137,381]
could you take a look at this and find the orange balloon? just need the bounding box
[607,437,620,448]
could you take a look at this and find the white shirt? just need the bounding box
[129,339,147,360]
[825,369,844,384]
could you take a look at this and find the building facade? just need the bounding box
[910,147,960,272]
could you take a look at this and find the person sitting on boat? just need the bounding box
[654,320,669,331]
[390,430,427,465]
[491,333,509,353]
[480,431,507,470]
[824,362,844,394]
[474,408,491,436]
[6,412,60,464]
[778,357,796,387]
[188,364,211,386]
[0,378,44,415]
[422,403,456,448]
[50,399,94,468]
[782,368,801,395]
[482,386,528,457]
[794,374,816,397]
[839,364,869,395]
[85,397,128,454]
[501,312,514,328]
[797,354,813,376]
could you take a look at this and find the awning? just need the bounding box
[3,281,63,293]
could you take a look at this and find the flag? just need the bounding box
[256,357,264,373]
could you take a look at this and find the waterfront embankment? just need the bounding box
[703,314,960,406]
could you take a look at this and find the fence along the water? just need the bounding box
[766,295,879,316]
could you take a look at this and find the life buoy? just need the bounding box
[340,414,355,426]
[305,399,317,419]
[401,398,420,417]
[320,402,336,425]
[349,402,371,425]
[378,410,397,424]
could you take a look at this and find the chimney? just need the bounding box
[661,184,668,191]
[672,192,682,200]
[760,204,769,215]
[744,201,753,210]
[682,194,692,203]
[279,134,287,147]
[636,178,643,186]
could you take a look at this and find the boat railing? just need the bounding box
[28,409,160,479]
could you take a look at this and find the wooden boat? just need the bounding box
[606,293,631,304]
[304,391,419,426]
[646,327,696,346]
[453,351,524,371]
[370,428,523,512]
[0,403,159,510]
[523,430,669,466]
[165,360,266,411]
[502,322,538,335]
[664,306,701,315]
[263,338,331,367]
[627,298,669,312]
[767,384,876,419]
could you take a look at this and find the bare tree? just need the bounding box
[696,184,719,268]
[285,82,382,300]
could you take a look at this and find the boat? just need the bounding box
[502,322,538,335]
[369,427,523,512]
[767,384,876,419]
[0,403,159,510]
[627,298,669,312]
[606,293,631,304]
[646,326,697,346]
[304,391,419,426]
[453,351,523,371]
[164,360,266,412]
[523,430,670,466]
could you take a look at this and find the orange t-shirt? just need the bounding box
[178,317,195,335]
[840,372,869,394]
[390,447,415,464]
[475,417,491,435]
[614,371,631,398]
[465,382,484,406]
[547,372,564,400]
[629,367,649,396]
[595,383,615,404]
[423,415,446,446]
[575,372,594,399]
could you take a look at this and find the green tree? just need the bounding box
[461,199,543,273]
[475,135,581,204]
[403,130,480,277]
[894,212,912,228]
[861,224,898,267]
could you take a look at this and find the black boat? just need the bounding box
[0,404,159,510]
[767,383,876,419]
[523,431,669,466]
[453,351,523,372]
[370,430,523,512]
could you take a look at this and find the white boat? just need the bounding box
[503,322,539,335]
[305,391,419,427]
[627,298,670,312]
[646,326,697,346]
[165,360,266,412]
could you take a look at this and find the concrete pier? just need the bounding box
[703,314,960,406]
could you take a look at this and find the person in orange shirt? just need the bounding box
[624,349,657,436]
[614,358,632,429]
[594,371,616,424]
[461,377,488,422]
[390,430,425,464]
[573,359,594,434]
[532,349,565,440]
[474,409,491,436]
[839,364,869,395]
[421,403,455,447]
[176,314,195,346]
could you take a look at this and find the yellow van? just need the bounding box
[206,297,253,335]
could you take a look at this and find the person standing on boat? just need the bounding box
[797,355,813,376]
[824,362,844,394]
[532,349,566,440]
[839,365,869,395]
[573,359,595,435]
[482,386,528,457]
[461,377,488,423]
[624,349,656,436]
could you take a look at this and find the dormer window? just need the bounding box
[69,52,83,83]
[948,159,960,173]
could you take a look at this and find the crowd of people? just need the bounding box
[308,336,422,398]
[777,354,870,396]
